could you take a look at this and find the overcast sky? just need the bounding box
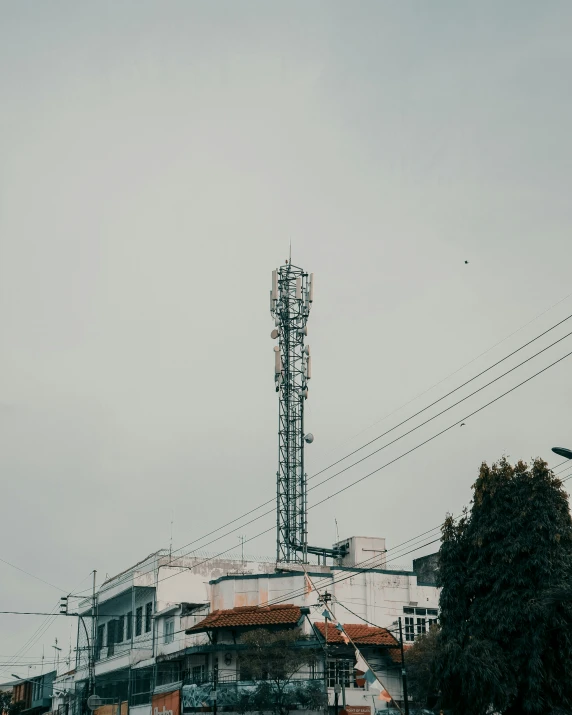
[2,0,572,675]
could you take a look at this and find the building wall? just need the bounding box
[12,682,31,708]
[331,568,439,631]
[210,571,331,613]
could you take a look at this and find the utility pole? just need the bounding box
[398,618,410,715]
[319,592,332,699]
[90,570,97,697]
[334,662,341,715]
[212,657,218,715]
[340,661,346,711]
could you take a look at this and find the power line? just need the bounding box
[69,312,572,597]
[252,460,572,610]
[309,311,572,481]
[10,464,572,662]
[81,344,572,603]
[0,558,65,593]
[72,330,572,599]
[340,289,572,448]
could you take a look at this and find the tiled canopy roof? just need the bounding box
[314,621,404,663]
[186,604,302,633]
[314,622,399,648]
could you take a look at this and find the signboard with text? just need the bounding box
[152,690,180,715]
[344,706,371,715]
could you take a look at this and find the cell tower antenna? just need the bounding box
[270,261,313,563]
[269,263,347,565]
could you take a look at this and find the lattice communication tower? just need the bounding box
[270,262,314,563]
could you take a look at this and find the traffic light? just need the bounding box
[59,596,68,615]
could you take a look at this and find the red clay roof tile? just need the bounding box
[186,604,302,633]
[314,622,400,649]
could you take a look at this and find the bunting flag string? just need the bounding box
[301,566,403,715]
[379,690,392,703]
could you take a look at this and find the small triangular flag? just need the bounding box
[379,690,392,703]
[355,652,368,674]
[364,670,377,685]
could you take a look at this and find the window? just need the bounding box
[95,624,105,660]
[107,620,116,656]
[127,611,133,640]
[327,661,337,688]
[404,617,415,642]
[135,607,143,637]
[338,661,352,688]
[191,665,205,685]
[130,667,153,706]
[328,660,361,689]
[145,602,153,633]
[156,662,180,687]
[164,618,174,644]
[117,616,124,643]
[404,607,438,641]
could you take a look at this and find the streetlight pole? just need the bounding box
[552,447,572,460]
[91,571,97,698]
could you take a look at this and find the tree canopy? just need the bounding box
[237,628,324,715]
[407,457,572,714]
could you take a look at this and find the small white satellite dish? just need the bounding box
[271,329,279,339]
[304,433,314,444]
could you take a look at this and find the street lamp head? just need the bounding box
[552,447,572,460]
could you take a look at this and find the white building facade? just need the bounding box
[66,539,439,715]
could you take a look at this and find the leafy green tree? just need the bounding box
[7,701,25,715]
[294,679,327,711]
[405,624,440,710]
[0,692,12,714]
[426,457,572,714]
[238,628,321,715]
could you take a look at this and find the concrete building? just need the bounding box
[3,672,57,715]
[67,538,439,715]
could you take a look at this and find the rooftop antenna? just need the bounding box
[67,623,72,669]
[52,638,61,673]
[169,510,174,559]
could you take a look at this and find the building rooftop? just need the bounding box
[186,604,302,633]
[314,621,399,648]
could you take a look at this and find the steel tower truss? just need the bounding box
[270,263,313,563]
